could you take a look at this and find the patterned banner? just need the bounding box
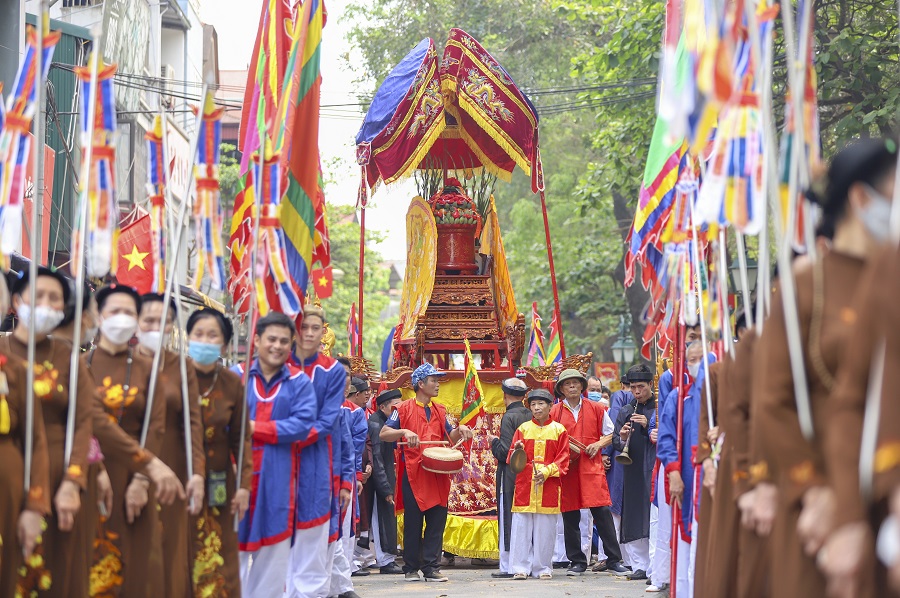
[440,28,538,182]
[145,116,167,292]
[356,38,445,188]
[193,91,227,291]
[396,196,437,341]
[0,26,60,265]
[73,59,119,278]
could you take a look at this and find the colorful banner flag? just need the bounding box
[145,116,167,293]
[73,58,119,278]
[545,309,563,365]
[347,302,360,357]
[277,0,327,300]
[526,302,545,367]
[460,339,485,426]
[193,91,227,291]
[229,0,293,316]
[0,26,60,267]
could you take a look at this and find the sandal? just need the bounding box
[591,560,608,572]
[539,573,553,580]
[513,573,527,580]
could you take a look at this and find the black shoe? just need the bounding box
[627,569,647,580]
[423,569,449,582]
[379,563,404,574]
[552,561,570,569]
[339,593,361,598]
[566,563,587,576]
[491,572,514,579]
[351,569,370,577]
[607,561,629,574]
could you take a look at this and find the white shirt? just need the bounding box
[563,398,614,434]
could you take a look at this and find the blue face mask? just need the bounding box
[587,391,603,402]
[189,341,222,365]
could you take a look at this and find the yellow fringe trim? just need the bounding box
[397,513,499,560]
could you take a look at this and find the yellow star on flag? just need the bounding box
[318,275,329,287]
[123,245,149,271]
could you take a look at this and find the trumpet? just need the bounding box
[616,401,638,465]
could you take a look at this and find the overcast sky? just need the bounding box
[202,0,413,262]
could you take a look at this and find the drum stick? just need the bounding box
[397,440,450,446]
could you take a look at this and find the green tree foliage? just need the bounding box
[321,203,395,363]
[344,0,900,365]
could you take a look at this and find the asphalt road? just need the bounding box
[352,561,657,598]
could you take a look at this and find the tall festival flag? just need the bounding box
[544,309,563,365]
[347,302,360,357]
[193,91,227,290]
[460,339,485,426]
[229,0,293,316]
[145,116,167,292]
[526,301,546,366]
[0,26,60,266]
[73,58,119,278]
[276,0,329,299]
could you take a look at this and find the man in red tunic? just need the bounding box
[550,368,627,576]
[380,363,474,582]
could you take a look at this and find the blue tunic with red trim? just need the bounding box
[342,400,368,535]
[235,360,318,551]
[297,353,350,533]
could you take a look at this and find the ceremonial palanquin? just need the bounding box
[357,29,591,559]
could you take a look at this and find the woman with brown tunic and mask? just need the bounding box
[85,285,168,597]
[185,308,251,596]
[755,138,897,598]
[136,293,204,597]
[0,267,93,597]
[0,273,51,596]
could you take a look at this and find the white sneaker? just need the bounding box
[646,583,669,593]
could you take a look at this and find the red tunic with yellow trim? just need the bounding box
[391,399,454,512]
[550,398,613,510]
[508,419,570,514]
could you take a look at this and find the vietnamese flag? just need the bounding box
[311,266,332,299]
[116,211,154,293]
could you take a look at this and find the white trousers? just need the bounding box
[371,501,396,567]
[498,488,510,574]
[239,538,291,598]
[622,537,650,573]
[328,506,354,596]
[553,509,592,562]
[612,513,632,567]
[651,469,672,586]
[688,512,699,595]
[286,523,331,598]
[676,533,693,598]
[353,532,375,570]
[510,512,557,578]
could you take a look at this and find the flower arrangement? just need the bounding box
[429,178,483,228]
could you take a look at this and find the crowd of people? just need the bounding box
[2,136,900,598]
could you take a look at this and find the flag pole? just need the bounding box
[65,24,102,470]
[25,1,49,494]
[538,188,565,360]
[357,197,366,357]
[688,201,715,429]
[141,84,208,449]
[669,321,685,591]
[744,0,814,440]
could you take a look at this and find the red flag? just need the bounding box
[116,210,154,293]
[311,266,332,299]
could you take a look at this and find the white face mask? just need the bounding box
[100,314,138,345]
[688,363,700,379]
[138,330,169,353]
[17,304,65,336]
[860,184,893,242]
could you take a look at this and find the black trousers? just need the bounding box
[401,472,448,574]
[562,506,622,566]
